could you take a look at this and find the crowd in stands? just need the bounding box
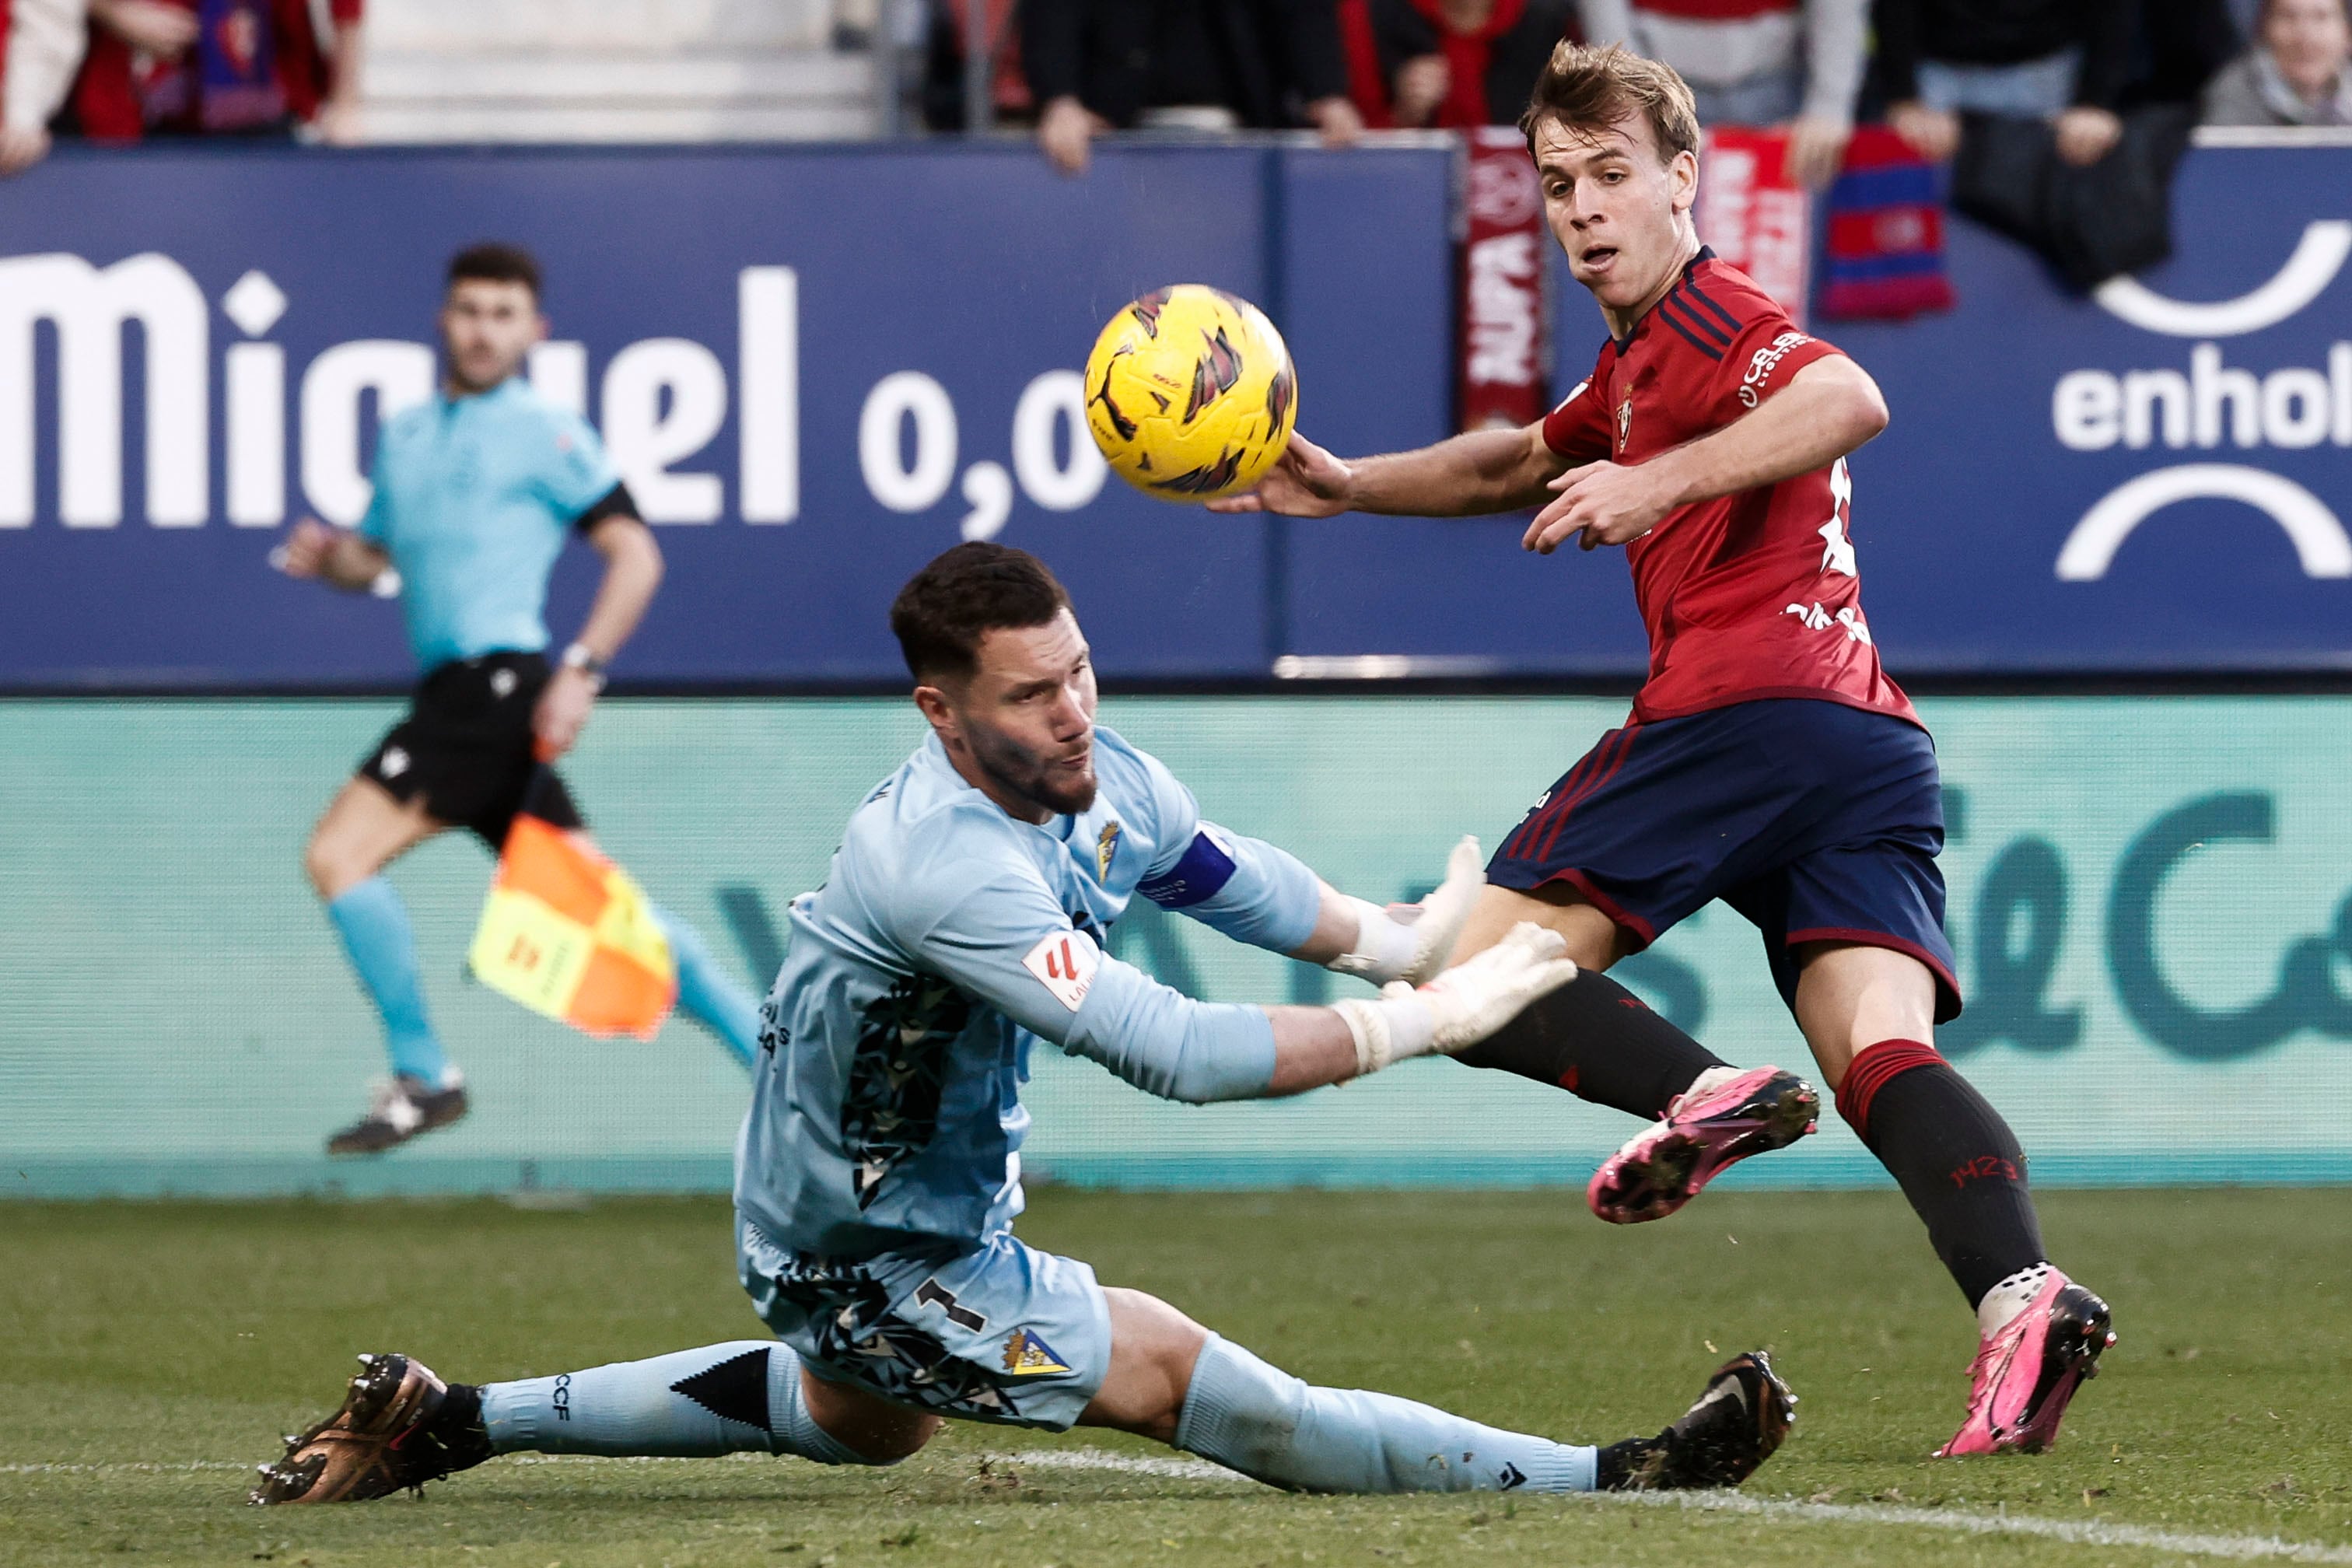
[0,0,360,173]
[2,0,2346,181]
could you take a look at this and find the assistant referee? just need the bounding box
[279,242,759,1156]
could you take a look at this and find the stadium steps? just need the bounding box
[359,54,878,143]
[358,0,880,143]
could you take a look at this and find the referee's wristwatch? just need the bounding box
[559,642,610,691]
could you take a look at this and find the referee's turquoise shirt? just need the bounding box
[359,376,622,672]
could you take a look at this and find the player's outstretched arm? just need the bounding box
[1294,835,1486,986]
[1208,422,1569,520]
[902,841,1573,1104]
[1146,821,1485,988]
[1524,356,1890,555]
[1080,920,1578,1101]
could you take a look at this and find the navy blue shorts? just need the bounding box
[1489,698,1961,1023]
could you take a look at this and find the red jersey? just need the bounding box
[1542,250,1918,729]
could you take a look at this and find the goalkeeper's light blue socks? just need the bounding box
[478,1333,1594,1493]
[327,877,453,1087]
[1174,1334,1597,1493]
[652,905,759,1066]
[480,1342,874,1465]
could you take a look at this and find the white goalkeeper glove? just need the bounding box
[1327,835,1486,987]
[1329,921,1578,1076]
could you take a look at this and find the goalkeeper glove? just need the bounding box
[1330,921,1577,1076]
[1327,835,1486,987]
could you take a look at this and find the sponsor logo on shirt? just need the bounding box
[1021,931,1098,1011]
[1738,331,1815,408]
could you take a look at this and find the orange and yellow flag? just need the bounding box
[468,814,677,1041]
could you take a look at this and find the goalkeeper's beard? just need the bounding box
[968,723,1098,818]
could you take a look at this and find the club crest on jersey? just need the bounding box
[1096,820,1122,881]
[1617,399,1633,451]
[1002,1328,1072,1376]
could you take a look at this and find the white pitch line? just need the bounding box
[9,1448,2348,1563]
[1605,1488,2352,1564]
[997,1450,2352,1564]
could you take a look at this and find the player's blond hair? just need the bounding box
[1519,44,1700,166]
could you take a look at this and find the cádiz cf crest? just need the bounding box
[1002,1328,1072,1376]
[1096,820,1122,881]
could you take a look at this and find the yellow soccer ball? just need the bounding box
[1082,285,1298,502]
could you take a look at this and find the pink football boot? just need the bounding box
[1587,1065,1820,1224]
[1937,1270,2116,1456]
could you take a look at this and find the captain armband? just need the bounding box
[1136,826,1240,910]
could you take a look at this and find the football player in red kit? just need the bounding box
[1214,43,2114,1456]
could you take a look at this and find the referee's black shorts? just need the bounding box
[358,651,584,846]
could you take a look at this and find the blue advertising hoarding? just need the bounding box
[0,140,2346,684]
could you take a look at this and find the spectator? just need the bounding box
[67,0,363,145]
[1,0,88,174]
[1874,0,2134,166]
[2203,0,2352,121]
[1339,0,1576,129]
[1577,0,1867,184]
[1022,0,1365,174]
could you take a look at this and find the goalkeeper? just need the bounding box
[255,542,1792,1505]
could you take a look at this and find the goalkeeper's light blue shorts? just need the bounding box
[737,1213,1111,1431]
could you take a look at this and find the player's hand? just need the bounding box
[1524,460,1678,554]
[1333,921,1577,1073]
[1329,836,1486,985]
[1207,432,1354,517]
[1888,100,1961,163]
[1411,921,1577,1052]
[275,517,339,579]
[2053,106,2122,167]
[1395,835,1486,985]
[1782,114,1853,189]
[533,667,599,761]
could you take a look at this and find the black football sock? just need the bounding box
[1454,968,1730,1119]
[1835,1039,2047,1311]
[419,1381,496,1475]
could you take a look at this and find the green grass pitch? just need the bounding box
[2,1188,2347,1567]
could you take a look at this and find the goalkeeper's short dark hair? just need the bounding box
[891,543,1073,684]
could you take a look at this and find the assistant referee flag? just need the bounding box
[469,807,677,1041]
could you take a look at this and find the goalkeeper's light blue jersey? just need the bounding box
[736,724,1322,1261]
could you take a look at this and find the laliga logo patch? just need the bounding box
[1021,931,1098,1012]
[1096,820,1122,881]
[1002,1329,1072,1376]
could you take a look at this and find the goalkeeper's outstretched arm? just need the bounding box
[1147,828,1491,991]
